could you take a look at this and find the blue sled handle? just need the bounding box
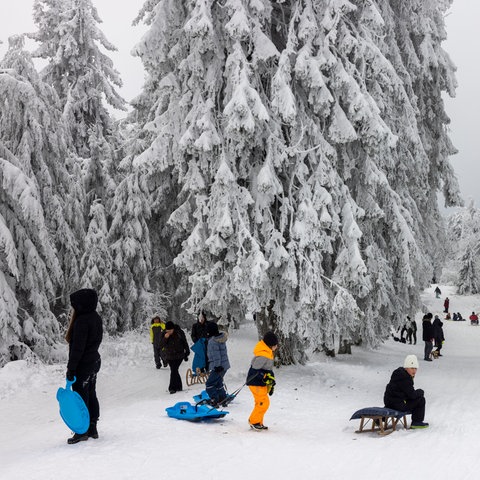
[65,377,77,389]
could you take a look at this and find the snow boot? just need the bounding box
[67,432,89,444]
[250,423,268,431]
[410,421,429,429]
[88,422,99,439]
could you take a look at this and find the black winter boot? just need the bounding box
[67,432,89,444]
[88,422,99,439]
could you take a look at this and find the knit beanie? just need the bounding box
[263,331,278,348]
[404,354,419,369]
[206,322,219,337]
[165,321,175,330]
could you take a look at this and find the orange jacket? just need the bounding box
[246,340,274,386]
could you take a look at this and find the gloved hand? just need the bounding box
[66,370,75,381]
[263,372,276,386]
[184,356,189,362]
[268,385,274,396]
[214,366,224,373]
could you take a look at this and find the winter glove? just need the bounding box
[268,385,274,396]
[66,370,75,381]
[263,372,276,386]
[214,366,224,373]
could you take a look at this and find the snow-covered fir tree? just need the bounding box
[445,201,480,294]
[108,163,153,331]
[80,201,116,331]
[0,36,75,364]
[130,0,461,363]
[30,0,132,327]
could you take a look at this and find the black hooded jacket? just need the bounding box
[67,289,103,376]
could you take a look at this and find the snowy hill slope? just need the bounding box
[1,285,480,480]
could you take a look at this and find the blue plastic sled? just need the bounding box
[56,378,90,434]
[166,401,229,421]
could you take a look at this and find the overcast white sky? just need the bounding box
[0,0,478,208]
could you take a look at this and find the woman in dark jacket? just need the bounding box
[384,355,428,428]
[65,288,103,444]
[422,313,434,361]
[160,321,190,393]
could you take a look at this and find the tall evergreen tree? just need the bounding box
[30,0,131,325]
[0,36,73,364]
[446,202,480,294]
[130,0,461,362]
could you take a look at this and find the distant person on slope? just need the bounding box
[432,315,445,356]
[65,288,103,444]
[434,286,441,298]
[246,331,278,431]
[444,297,450,313]
[469,312,479,326]
[384,354,429,429]
[422,313,434,362]
[406,316,417,345]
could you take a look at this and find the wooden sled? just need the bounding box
[186,368,209,387]
[350,407,411,436]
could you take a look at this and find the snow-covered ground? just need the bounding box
[2,285,480,480]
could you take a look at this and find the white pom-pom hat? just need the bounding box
[404,354,419,369]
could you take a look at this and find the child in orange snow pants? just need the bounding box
[246,331,278,429]
[248,385,270,425]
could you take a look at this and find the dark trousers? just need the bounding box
[168,358,183,392]
[406,330,417,345]
[153,344,165,368]
[206,369,227,402]
[73,359,101,424]
[405,396,426,423]
[386,396,426,423]
[424,340,433,360]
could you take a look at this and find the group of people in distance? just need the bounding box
[149,310,279,431]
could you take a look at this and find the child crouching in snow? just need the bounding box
[246,331,278,431]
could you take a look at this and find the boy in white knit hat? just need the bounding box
[383,354,429,428]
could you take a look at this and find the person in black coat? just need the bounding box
[422,313,434,361]
[191,311,209,344]
[65,288,103,444]
[384,355,428,428]
[432,315,445,356]
[160,321,190,394]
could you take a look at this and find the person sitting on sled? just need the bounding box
[205,322,230,406]
[383,354,429,429]
[246,331,278,431]
[469,312,479,325]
